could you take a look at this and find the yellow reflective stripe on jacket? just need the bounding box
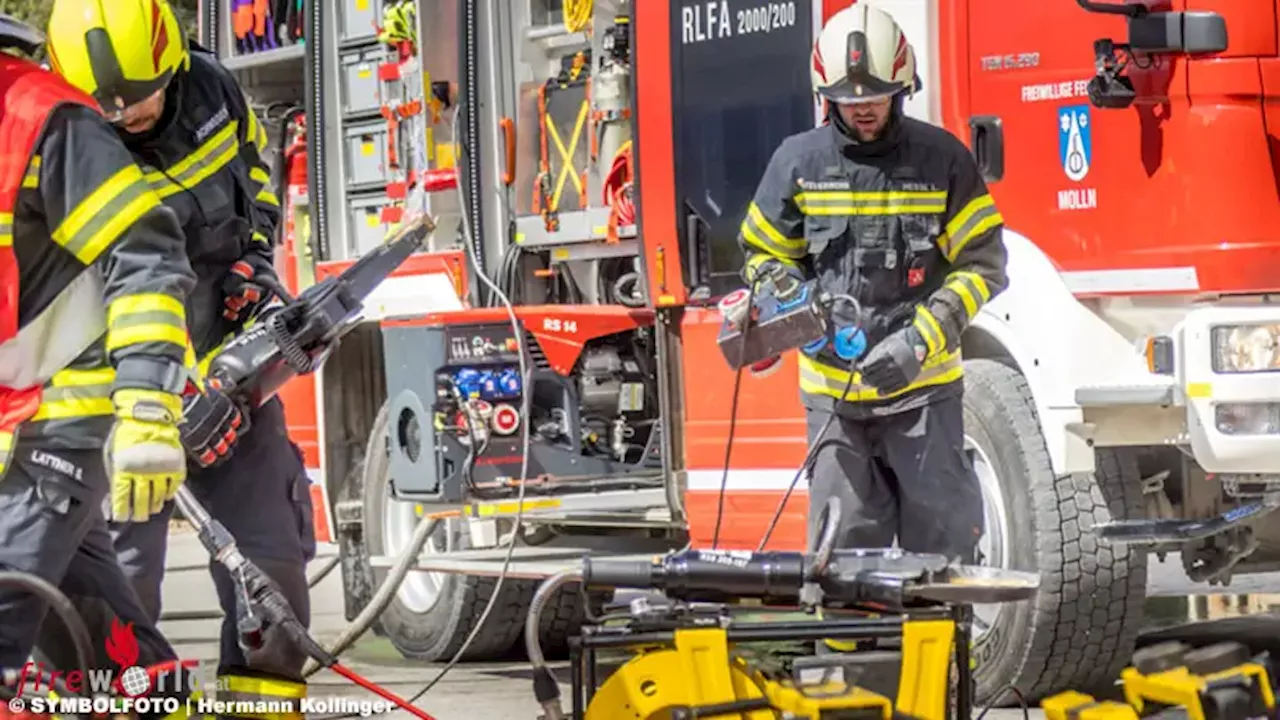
[51,164,161,265]
[744,251,801,282]
[0,431,13,475]
[799,349,963,402]
[23,154,40,189]
[741,201,806,259]
[940,194,1002,261]
[0,211,12,247]
[30,367,116,422]
[244,103,269,153]
[944,270,993,321]
[215,673,306,720]
[913,306,946,357]
[795,190,947,216]
[248,166,280,207]
[146,121,240,199]
[106,293,188,354]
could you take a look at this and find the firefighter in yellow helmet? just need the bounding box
[48,0,315,708]
[739,5,1008,562]
[0,10,198,702]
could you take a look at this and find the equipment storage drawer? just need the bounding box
[346,193,398,257]
[343,121,392,187]
[339,0,383,41]
[339,47,385,115]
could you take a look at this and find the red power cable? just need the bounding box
[328,663,438,720]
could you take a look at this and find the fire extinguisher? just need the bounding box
[275,108,310,293]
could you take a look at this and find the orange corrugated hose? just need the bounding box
[603,140,634,244]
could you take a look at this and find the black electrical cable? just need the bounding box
[755,374,854,551]
[710,275,762,549]
[0,572,94,679]
[316,104,535,720]
[973,684,1030,720]
[708,273,865,551]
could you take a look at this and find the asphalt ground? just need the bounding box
[156,526,1280,720]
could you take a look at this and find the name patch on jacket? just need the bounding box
[797,179,852,191]
[195,105,231,143]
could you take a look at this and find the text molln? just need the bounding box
[1058,187,1097,211]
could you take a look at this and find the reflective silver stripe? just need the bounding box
[0,268,106,389]
[795,190,947,215]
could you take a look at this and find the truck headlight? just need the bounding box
[1215,403,1280,435]
[1211,324,1280,373]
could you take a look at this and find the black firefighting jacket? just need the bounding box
[119,43,282,358]
[738,118,1009,417]
[8,104,195,449]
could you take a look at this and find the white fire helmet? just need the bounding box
[811,3,917,104]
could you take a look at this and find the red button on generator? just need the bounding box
[492,403,521,435]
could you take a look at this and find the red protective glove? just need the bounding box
[222,254,278,323]
[179,385,250,468]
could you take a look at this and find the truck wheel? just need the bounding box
[963,359,1148,702]
[534,585,615,659]
[359,402,532,662]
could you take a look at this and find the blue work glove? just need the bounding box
[860,325,928,395]
[180,385,250,468]
[222,253,278,323]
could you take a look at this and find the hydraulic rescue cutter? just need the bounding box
[179,214,439,717]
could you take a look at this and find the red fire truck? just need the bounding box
[210,0,1280,702]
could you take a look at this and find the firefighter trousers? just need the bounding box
[805,394,984,563]
[110,398,317,682]
[0,439,185,693]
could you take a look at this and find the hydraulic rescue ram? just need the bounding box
[175,214,439,720]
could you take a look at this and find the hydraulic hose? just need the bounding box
[0,572,94,678]
[612,271,646,307]
[525,570,581,720]
[301,516,441,677]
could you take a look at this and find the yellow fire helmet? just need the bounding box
[45,0,190,118]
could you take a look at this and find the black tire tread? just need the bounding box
[965,359,1147,700]
[434,574,533,661]
[536,585,587,658]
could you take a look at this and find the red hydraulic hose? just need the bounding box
[328,663,438,720]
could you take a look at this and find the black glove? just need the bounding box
[180,385,250,468]
[860,325,929,395]
[222,254,278,323]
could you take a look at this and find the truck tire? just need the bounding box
[357,402,531,662]
[533,585,615,659]
[963,358,1148,702]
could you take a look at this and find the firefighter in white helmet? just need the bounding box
[738,5,1009,566]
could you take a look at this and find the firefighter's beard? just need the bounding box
[836,99,892,142]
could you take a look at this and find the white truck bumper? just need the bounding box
[1181,305,1280,474]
